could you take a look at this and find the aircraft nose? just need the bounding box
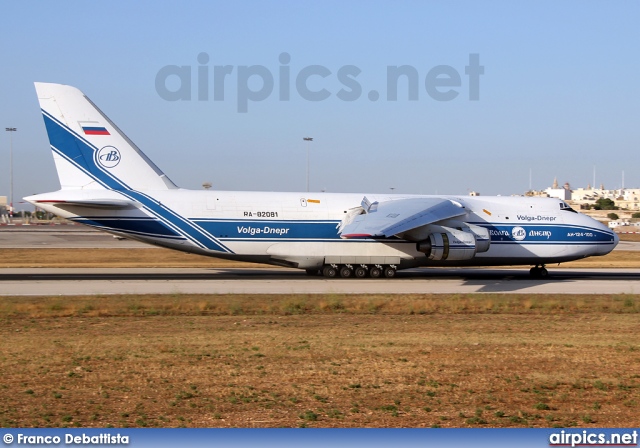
[580,213,618,255]
[598,224,618,255]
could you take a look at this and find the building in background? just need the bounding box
[524,177,571,200]
[545,178,572,201]
[571,186,640,210]
[0,196,8,223]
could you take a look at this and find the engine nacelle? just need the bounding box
[416,227,479,261]
[467,223,490,253]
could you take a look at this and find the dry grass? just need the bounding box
[1,294,639,318]
[560,251,640,269]
[618,233,640,242]
[0,248,264,268]
[1,294,639,428]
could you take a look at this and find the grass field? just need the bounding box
[1,294,639,428]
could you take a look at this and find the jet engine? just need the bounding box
[416,224,490,261]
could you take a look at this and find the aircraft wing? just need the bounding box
[339,197,467,238]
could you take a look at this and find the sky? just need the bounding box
[1,1,639,210]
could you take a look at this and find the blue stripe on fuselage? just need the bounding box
[193,219,342,241]
[123,191,233,252]
[479,223,616,245]
[71,217,182,238]
[59,215,617,248]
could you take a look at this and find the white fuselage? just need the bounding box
[31,188,618,270]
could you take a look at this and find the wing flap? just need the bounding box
[340,197,467,238]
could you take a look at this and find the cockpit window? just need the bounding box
[560,202,577,213]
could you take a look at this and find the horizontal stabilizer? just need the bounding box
[30,198,138,209]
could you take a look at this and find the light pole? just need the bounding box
[5,128,16,218]
[303,137,313,192]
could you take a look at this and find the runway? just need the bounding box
[0,225,148,248]
[2,267,640,295]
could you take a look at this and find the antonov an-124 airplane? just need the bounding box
[26,82,618,278]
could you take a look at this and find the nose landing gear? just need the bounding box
[529,265,549,278]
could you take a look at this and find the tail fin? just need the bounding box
[35,82,177,191]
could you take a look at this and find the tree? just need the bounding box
[607,212,619,220]
[594,198,618,210]
[632,212,640,219]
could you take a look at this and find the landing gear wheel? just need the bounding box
[383,266,397,278]
[322,265,337,278]
[339,265,353,278]
[369,266,382,278]
[354,266,368,278]
[529,265,549,278]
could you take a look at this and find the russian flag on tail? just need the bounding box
[79,121,110,135]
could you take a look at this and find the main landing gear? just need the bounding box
[310,264,398,279]
[529,264,549,278]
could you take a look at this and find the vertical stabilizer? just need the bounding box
[35,82,177,191]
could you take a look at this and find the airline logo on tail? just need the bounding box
[79,121,110,135]
[95,146,121,168]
